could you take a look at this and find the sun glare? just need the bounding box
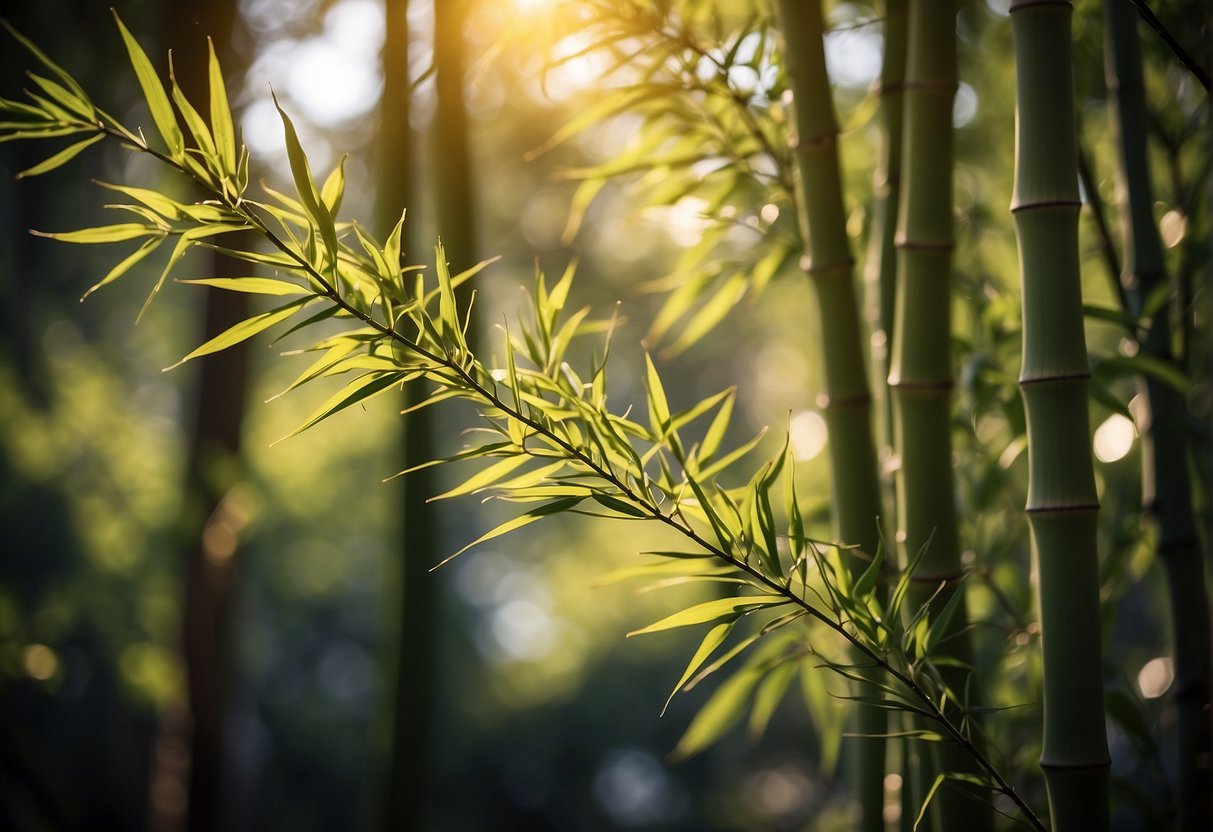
[511,0,553,12]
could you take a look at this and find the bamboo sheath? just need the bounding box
[888,2,989,828]
[773,2,886,828]
[1102,3,1213,828]
[1010,2,1111,829]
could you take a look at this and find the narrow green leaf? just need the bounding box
[177,277,308,296]
[628,595,786,637]
[430,455,532,501]
[748,660,797,741]
[663,619,737,716]
[272,90,337,260]
[670,664,763,760]
[699,388,735,463]
[207,38,236,174]
[80,237,162,300]
[644,353,671,437]
[33,220,153,243]
[113,12,183,156]
[321,156,347,216]
[277,372,404,442]
[591,493,649,518]
[166,297,311,369]
[16,133,103,177]
[2,20,89,100]
[431,497,585,570]
[27,73,93,120]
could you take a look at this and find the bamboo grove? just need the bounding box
[1,1,1208,829]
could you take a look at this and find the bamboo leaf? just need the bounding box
[432,497,585,570]
[166,297,311,369]
[33,220,154,244]
[2,19,90,101]
[113,12,183,156]
[80,237,162,300]
[627,595,786,637]
[663,619,737,715]
[16,133,104,177]
[321,156,347,216]
[277,372,404,441]
[207,38,236,174]
[430,455,532,501]
[591,493,649,518]
[748,659,797,741]
[644,353,671,437]
[670,664,763,760]
[177,277,308,296]
[272,90,337,260]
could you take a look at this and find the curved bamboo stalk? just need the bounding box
[1010,2,1111,828]
[887,2,989,827]
[773,2,886,828]
[1102,3,1213,827]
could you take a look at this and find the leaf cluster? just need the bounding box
[0,16,1045,830]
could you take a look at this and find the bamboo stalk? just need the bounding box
[773,3,886,828]
[1010,2,1111,828]
[376,1,440,829]
[1102,3,1213,827]
[887,3,989,827]
[865,0,907,457]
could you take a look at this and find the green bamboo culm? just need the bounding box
[1102,3,1213,828]
[887,2,989,827]
[377,0,439,829]
[1010,2,1111,829]
[865,0,907,459]
[773,3,886,828]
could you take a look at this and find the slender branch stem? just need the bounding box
[78,117,1046,832]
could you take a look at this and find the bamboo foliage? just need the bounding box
[888,2,989,827]
[1010,2,1111,829]
[1102,3,1213,828]
[0,17,1051,831]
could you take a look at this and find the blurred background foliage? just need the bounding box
[0,0,1207,830]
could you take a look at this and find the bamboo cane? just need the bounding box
[773,3,886,828]
[887,2,990,827]
[865,0,906,456]
[376,1,441,829]
[1010,2,1111,828]
[1102,3,1213,827]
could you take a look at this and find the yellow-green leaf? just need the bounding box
[663,619,736,716]
[33,220,154,244]
[16,133,103,178]
[80,237,162,300]
[430,455,531,501]
[431,497,585,571]
[207,38,236,173]
[113,12,183,157]
[167,297,311,369]
[177,277,308,296]
[627,595,786,637]
[277,372,405,442]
